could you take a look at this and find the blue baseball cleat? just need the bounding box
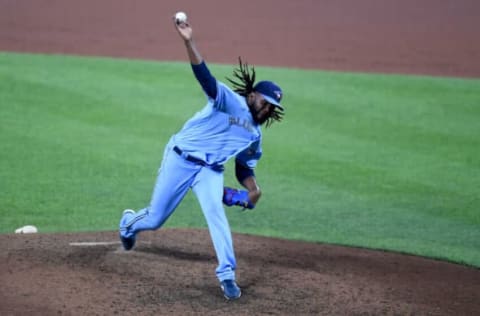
[220,279,241,300]
[119,209,136,250]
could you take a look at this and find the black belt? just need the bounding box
[173,146,224,172]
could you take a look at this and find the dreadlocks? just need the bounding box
[226,57,256,97]
[226,57,284,127]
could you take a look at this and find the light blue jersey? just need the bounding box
[172,82,262,167]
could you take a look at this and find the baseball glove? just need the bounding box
[223,187,255,209]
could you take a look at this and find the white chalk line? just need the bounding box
[69,241,151,247]
[69,241,121,246]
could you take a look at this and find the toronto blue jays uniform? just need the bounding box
[119,63,262,282]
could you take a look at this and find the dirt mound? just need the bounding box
[1,230,479,315]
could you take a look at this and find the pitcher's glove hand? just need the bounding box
[223,187,255,209]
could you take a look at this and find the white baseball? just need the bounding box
[175,11,187,24]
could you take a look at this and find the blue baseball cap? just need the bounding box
[253,81,284,111]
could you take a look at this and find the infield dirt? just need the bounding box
[1,0,479,315]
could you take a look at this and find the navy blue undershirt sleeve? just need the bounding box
[191,62,217,99]
[235,159,255,184]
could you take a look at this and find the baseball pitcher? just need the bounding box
[118,13,285,300]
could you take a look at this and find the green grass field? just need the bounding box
[1,52,479,267]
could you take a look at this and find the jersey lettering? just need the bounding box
[229,116,254,133]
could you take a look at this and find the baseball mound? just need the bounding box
[1,230,479,315]
[1,0,480,315]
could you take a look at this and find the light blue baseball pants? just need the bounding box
[122,141,237,282]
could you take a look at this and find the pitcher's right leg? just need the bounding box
[119,146,200,250]
[119,209,136,250]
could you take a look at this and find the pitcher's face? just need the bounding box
[247,92,275,125]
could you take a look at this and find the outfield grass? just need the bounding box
[1,52,479,267]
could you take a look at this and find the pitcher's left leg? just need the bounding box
[191,168,237,282]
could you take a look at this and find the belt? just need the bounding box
[173,146,224,172]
